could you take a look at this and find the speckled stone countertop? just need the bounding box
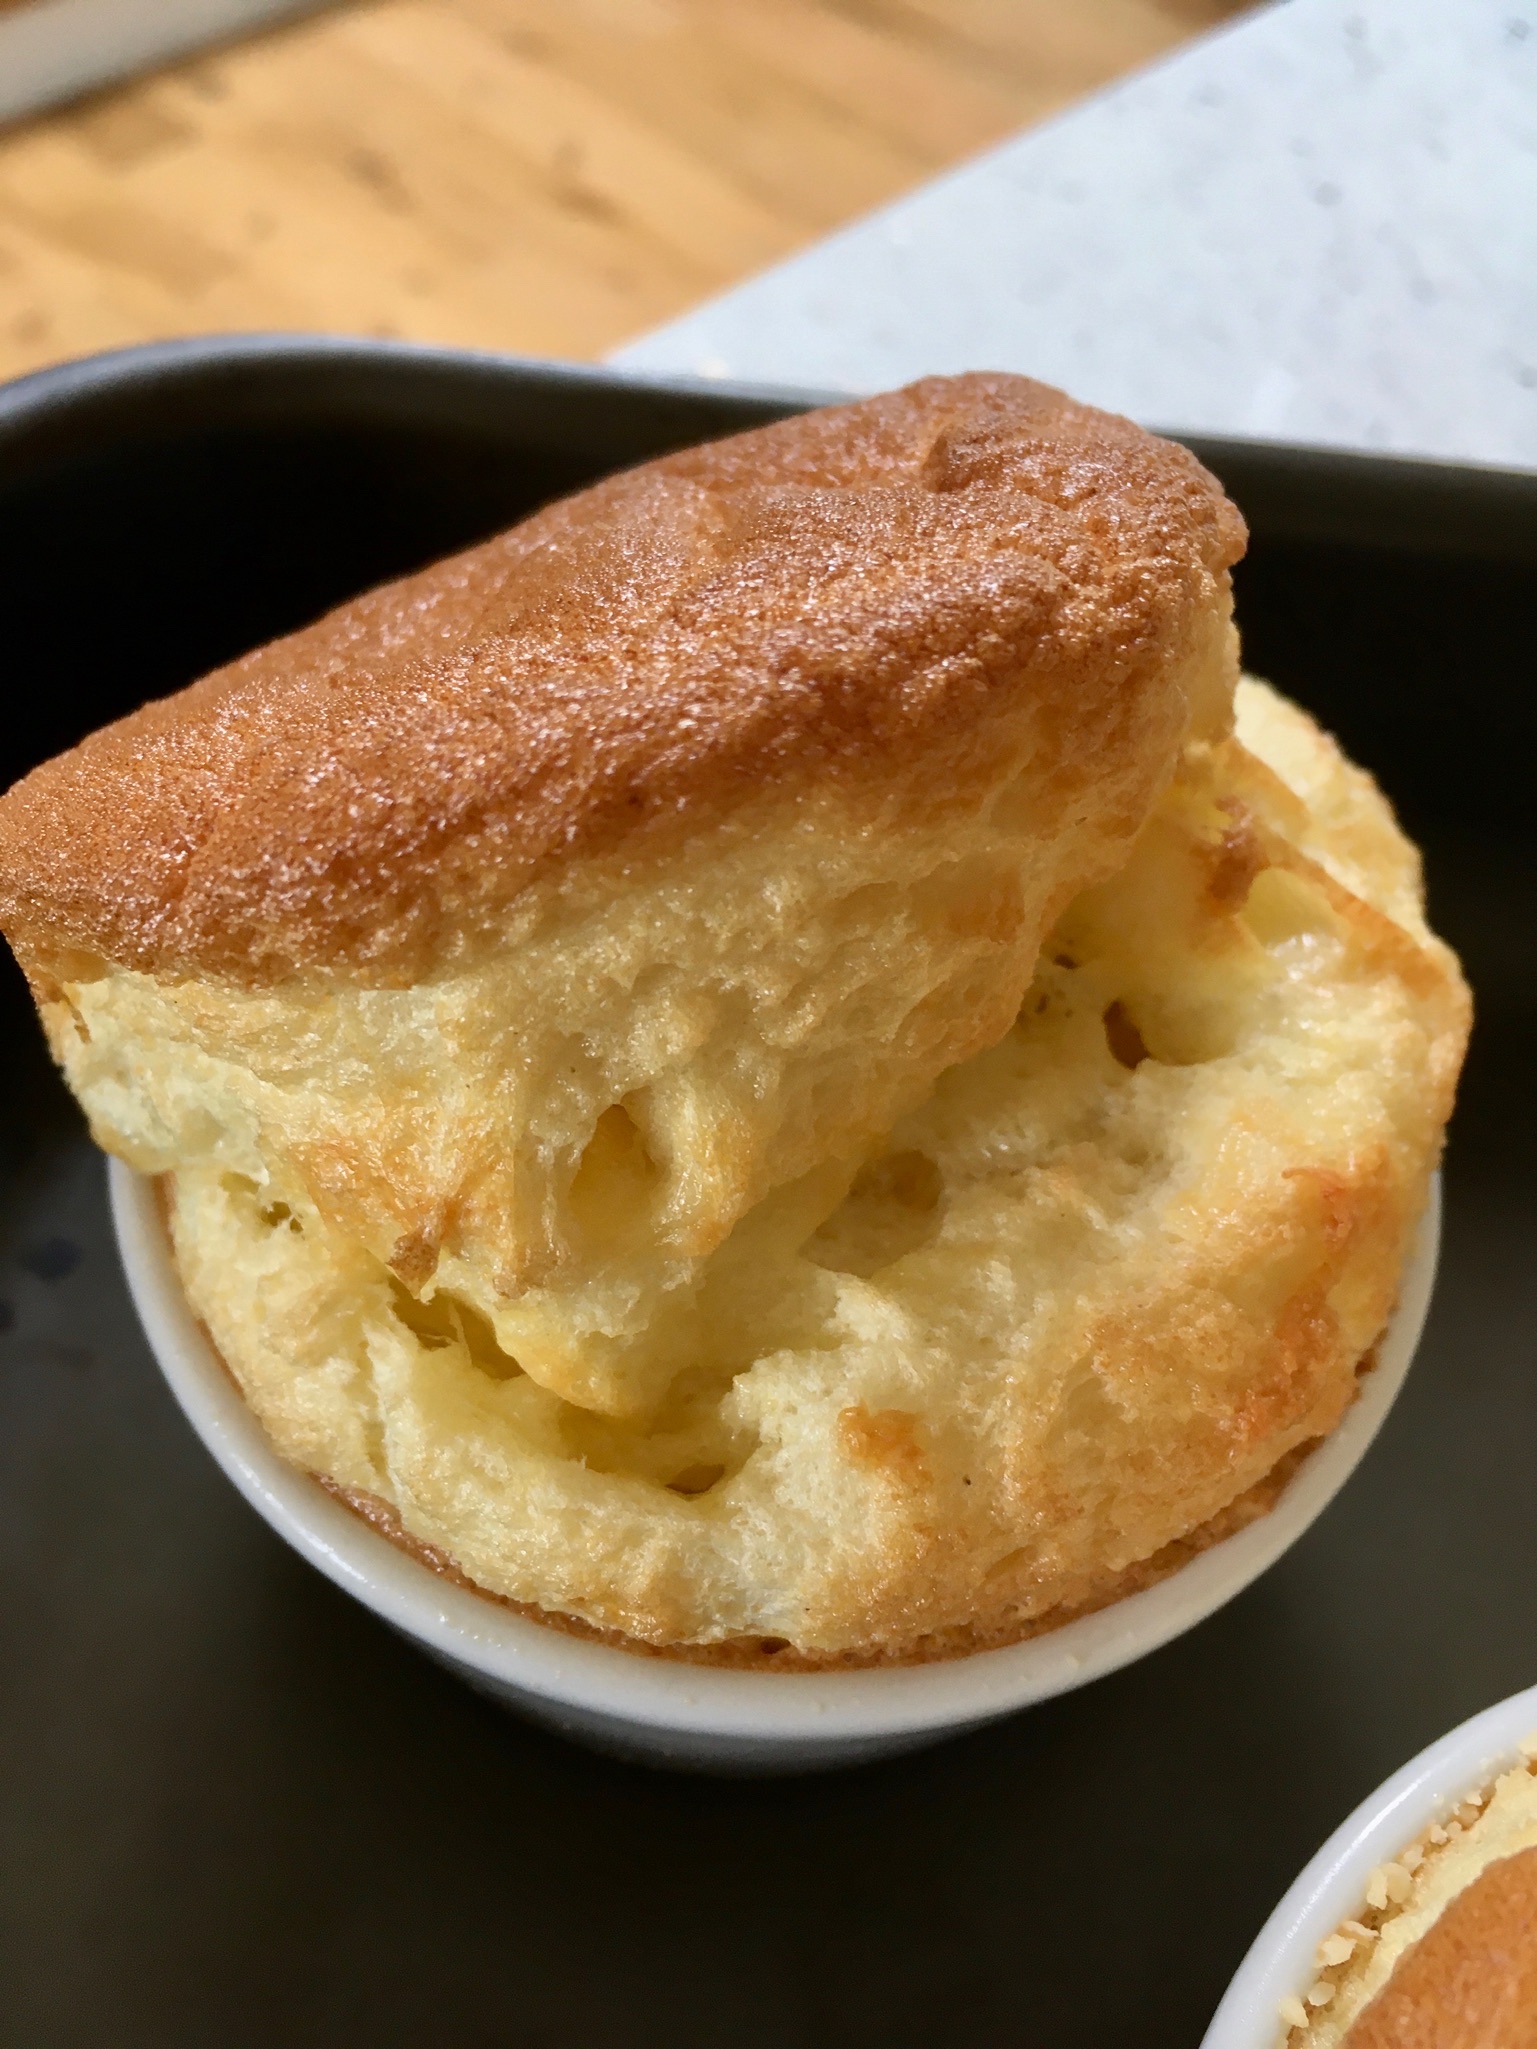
[615,0,1537,470]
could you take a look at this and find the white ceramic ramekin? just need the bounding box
[110,1160,1441,1773]
[1204,1674,1537,2047]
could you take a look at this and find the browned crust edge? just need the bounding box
[312,1424,1339,1673]
[1281,1761,1537,2043]
[158,1147,1378,1671]
[0,373,1245,988]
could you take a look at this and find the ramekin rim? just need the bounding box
[1203,1670,1537,2047]
[111,1158,1440,1744]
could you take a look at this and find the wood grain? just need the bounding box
[0,0,1251,382]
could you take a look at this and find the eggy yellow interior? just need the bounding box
[43,681,1466,1659]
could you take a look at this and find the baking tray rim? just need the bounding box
[3,332,1537,563]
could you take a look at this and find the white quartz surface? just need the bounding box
[615,0,1537,470]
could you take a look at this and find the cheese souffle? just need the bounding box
[1280,1744,1537,2046]
[0,374,1468,1664]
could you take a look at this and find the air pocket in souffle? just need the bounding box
[0,373,1469,1666]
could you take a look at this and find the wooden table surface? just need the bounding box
[0,0,1248,385]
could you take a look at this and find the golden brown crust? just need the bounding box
[1345,1849,1537,2047]
[141,683,1463,1662]
[0,373,1242,985]
[1283,1749,1537,2044]
[320,1431,1319,1671]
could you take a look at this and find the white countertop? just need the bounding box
[614,0,1537,471]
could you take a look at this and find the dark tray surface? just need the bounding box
[2,339,1534,2048]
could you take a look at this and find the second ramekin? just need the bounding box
[1204,1674,1537,2047]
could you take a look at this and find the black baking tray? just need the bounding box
[1,336,1534,2047]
